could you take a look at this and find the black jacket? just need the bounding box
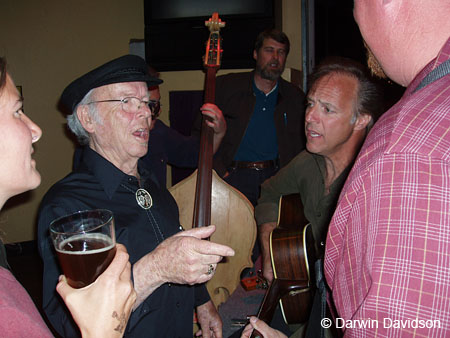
[194,71,306,176]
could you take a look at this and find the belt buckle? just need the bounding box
[251,162,263,171]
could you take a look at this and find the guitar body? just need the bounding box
[249,194,316,337]
[270,194,316,324]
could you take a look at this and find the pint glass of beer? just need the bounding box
[50,209,116,289]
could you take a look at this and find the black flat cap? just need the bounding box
[60,55,163,112]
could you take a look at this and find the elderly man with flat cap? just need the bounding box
[37,55,234,338]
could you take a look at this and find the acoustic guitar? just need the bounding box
[250,194,316,338]
[271,193,316,324]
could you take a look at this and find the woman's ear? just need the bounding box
[354,112,372,131]
[77,105,95,133]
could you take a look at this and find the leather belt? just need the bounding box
[230,160,277,170]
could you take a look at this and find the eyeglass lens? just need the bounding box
[121,97,158,114]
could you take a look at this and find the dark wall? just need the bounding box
[145,16,275,71]
[314,0,404,110]
[144,0,276,71]
[315,0,366,65]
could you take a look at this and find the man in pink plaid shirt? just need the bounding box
[325,1,450,337]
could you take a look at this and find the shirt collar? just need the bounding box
[252,77,279,97]
[312,152,353,192]
[80,147,151,199]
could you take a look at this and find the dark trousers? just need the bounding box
[224,167,279,206]
[224,166,278,262]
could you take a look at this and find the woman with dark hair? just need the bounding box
[0,57,136,337]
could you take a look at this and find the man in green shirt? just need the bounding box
[256,57,384,283]
[244,57,384,338]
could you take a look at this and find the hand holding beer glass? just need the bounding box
[50,209,117,289]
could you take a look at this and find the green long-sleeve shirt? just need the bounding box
[255,150,351,254]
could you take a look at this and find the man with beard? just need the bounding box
[322,1,450,337]
[194,29,306,207]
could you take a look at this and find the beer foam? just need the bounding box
[56,233,115,254]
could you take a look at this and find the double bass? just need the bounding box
[169,13,257,307]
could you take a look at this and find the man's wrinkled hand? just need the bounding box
[195,300,223,338]
[153,225,235,285]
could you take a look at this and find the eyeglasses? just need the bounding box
[87,97,160,116]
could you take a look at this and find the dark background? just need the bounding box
[144,0,404,106]
[314,0,404,107]
[144,0,277,71]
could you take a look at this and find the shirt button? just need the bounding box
[262,107,266,111]
[179,225,184,231]
[176,302,180,307]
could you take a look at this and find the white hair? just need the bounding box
[67,88,103,145]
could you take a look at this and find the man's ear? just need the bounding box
[253,49,258,61]
[77,105,95,133]
[354,113,372,131]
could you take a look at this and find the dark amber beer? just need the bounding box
[50,209,116,289]
[56,233,116,288]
